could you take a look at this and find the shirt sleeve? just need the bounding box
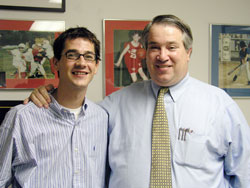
[0,109,17,187]
[224,102,250,188]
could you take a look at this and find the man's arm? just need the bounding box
[0,109,17,187]
[23,84,54,108]
[224,102,250,187]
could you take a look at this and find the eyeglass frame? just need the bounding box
[63,50,98,63]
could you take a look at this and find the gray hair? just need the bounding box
[142,15,193,52]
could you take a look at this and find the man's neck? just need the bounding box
[52,87,86,109]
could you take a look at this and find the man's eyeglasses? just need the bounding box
[64,51,96,62]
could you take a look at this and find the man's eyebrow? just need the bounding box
[65,49,95,54]
[65,49,78,53]
[84,51,95,55]
[148,41,158,46]
[148,41,178,46]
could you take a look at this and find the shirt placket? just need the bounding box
[72,120,84,187]
[62,109,83,187]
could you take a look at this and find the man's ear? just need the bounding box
[94,60,100,74]
[187,48,192,62]
[53,57,59,70]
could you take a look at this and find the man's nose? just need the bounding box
[157,48,170,62]
[76,55,88,66]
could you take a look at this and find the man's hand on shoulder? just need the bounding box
[23,84,54,108]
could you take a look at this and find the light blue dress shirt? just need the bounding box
[0,95,108,188]
[100,74,250,188]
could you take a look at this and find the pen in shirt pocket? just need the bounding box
[178,128,193,141]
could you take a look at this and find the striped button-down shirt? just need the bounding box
[0,96,108,188]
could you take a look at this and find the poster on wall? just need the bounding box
[103,19,150,96]
[210,24,250,97]
[0,19,65,89]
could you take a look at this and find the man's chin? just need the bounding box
[152,76,174,87]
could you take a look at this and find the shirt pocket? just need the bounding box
[174,133,208,168]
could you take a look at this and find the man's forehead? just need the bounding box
[150,23,182,33]
[148,31,181,44]
[62,40,95,55]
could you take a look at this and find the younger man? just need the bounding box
[0,27,108,187]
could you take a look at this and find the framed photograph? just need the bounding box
[0,0,65,12]
[0,100,22,124]
[210,24,250,97]
[0,19,65,89]
[103,19,150,96]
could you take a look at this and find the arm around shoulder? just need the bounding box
[23,84,54,108]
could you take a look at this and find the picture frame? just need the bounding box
[103,19,150,96]
[0,19,65,89]
[0,0,65,12]
[0,100,22,124]
[210,24,250,97]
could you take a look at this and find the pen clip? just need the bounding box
[178,127,193,141]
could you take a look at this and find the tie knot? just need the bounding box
[159,87,168,96]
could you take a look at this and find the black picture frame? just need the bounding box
[0,0,65,12]
[0,100,22,124]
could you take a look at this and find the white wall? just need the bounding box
[0,0,250,124]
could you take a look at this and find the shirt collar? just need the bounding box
[49,93,88,116]
[151,73,190,102]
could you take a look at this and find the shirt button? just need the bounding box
[74,148,78,152]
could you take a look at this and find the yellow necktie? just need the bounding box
[150,87,172,187]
